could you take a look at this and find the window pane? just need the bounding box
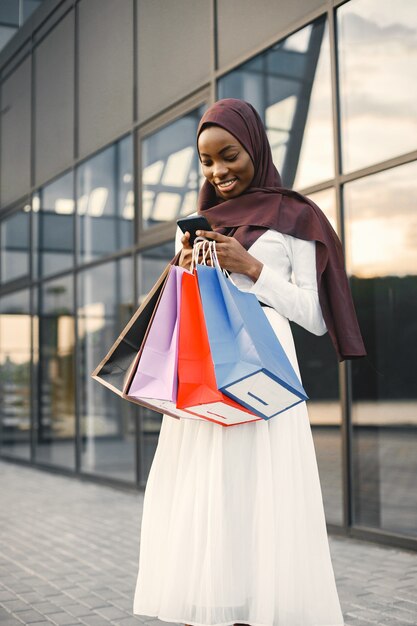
[77,136,134,264]
[35,275,75,469]
[218,18,334,189]
[141,108,204,228]
[0,1,19,24]
[118,135,135,227]
[309,187,338,234]
[300,188,342,523]
[291,185,342,524]
[78,256,136,481]
[0,290,31,460]
[345,161,417,536]
[1,207,30,284]
[338,0,417,173]
[137,240,175,300]
[0,25,17,51]
[345,163,417,278]
[136,241,175,482]
[22,0,43,22]
[292,324,343,524]
[33,171,74,279]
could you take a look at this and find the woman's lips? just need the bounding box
[216,178,237,192]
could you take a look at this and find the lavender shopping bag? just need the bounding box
[128,265,185,402]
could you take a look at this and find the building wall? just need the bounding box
[137,0,212,122]
[0,0,416,550]
[34,9,74,185]
[0,55,31,206]
[216,0,326,68]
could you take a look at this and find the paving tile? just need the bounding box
[7,583,34,595]
[378,617,415,626]
[79,595,111,610]
[18,592,44,603]
[393,599,417,613]
[31,601,65,615]
[344,617,371,626]
[345,614,379,624]
[64,603,93,618]
[64,588,92,600]
[11,609,45,623]
[0,591,17,603]
[111,596,135,612]
[379,609,417,623]
[0,618,27,626]
[45,611,80,625]
[0,599,31,613]
[31,585,62,598]
[117,617,146,626]
[79,615,113,626]
[48,594,78,608]
[95,604,130,620]
[93,587,124,601]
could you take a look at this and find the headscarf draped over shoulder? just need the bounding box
[197,98,366,362]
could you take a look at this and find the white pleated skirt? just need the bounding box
[133,308,345,626]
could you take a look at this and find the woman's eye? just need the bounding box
[225,154,238,162]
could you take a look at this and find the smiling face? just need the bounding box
[198,125,255,199]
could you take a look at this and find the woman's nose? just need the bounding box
[212,161,229,179]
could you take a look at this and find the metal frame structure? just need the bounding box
[0,0,416,551]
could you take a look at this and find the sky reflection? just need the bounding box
[338,0,417,172]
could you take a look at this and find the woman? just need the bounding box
[134,98,365,626]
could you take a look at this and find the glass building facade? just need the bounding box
[0,0,44,53]
[0,0,416,550]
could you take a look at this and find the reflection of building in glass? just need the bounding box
[141,111,204,227]
[0,0,416,550]
[0,0,44,53]
[219,19,333,189]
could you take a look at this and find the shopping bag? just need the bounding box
[91,263,171,396]
[176,271,261,426]
[91,258,207,422]
[127,266,184,402]
[196,263,309,419]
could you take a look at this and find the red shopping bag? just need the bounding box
[177,272,261,426]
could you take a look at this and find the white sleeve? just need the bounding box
[175,226,183,254]
[250,236,327,336]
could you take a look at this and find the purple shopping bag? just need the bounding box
[127,265,185,402]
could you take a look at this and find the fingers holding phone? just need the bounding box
[181,231,192,249]
[178,231,193,269]
[177,215,213,269]
[177,215,212,246]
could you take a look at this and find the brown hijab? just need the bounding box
[197,98,366,362]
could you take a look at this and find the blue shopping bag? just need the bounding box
[196,264,308,419]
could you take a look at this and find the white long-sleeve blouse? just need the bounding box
[175,227,327,336]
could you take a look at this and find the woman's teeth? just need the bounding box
[218,179,236,189]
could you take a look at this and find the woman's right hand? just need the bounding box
[178,232,193,269]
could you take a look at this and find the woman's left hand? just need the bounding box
[196,230,263,282]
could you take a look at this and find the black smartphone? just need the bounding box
[177,215,213,245]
